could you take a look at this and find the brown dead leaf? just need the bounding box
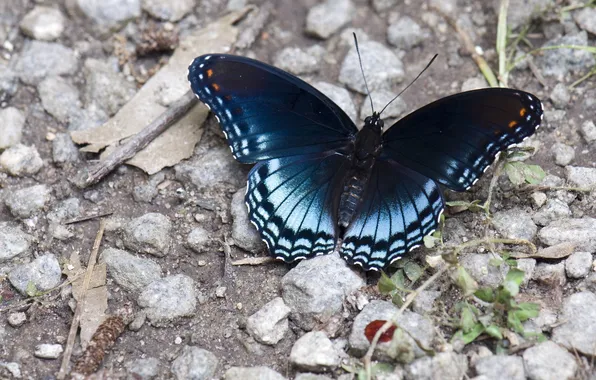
[510,242,577,259]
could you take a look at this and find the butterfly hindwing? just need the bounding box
[188,54,358,163]
[382,88,543,191]
[246,151,351,261]
[340,159,444,270]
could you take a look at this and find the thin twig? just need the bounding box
[483,156,506,215]
[57,220,107,380]
[231,256,277,266]
[517,184,595,193]
[496,0,510,87]
[76,90,197,188]
[64,210,114,225]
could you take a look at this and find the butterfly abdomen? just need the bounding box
[338,170,370,229]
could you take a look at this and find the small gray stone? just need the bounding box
[52,133,79,164]
[339,41,404,94]
[101,248,162,292]
[0,144,44,176]
[565,252,592,279]
[5,184,51,218]
[543,109,566,129]
[282,253,365,330]
[50,223,74,241]
[14,41,78,85]
[459,253,508,288]
[142,0,194,21]
[273,46,324,75]
[175,145,244,188]
[38,76,81,123]
[7,312,26,327]
[8,254,62,295]
[47,197,81,223]
[539,218,596,251]
[552,143,574,166]
[0,67,18,103]
[73,0,141,35]
[536,31,595,79]
[549,83,570,109]
[295,374,333,380]
[429,0,457,17]
[405,352,468,380]
[83,59,136,116]
[500,0,554,30]
[313,81,357,124]
[246,297,291,345]
[171,346,218,380]
[516,258,536,285]
[474,355,525,380]
[461,76,488,92]
[566,166,596,188]
[290,331,341,372]
[532,198,571,226]
[530,191,547,208]
[580,120,596,143]
[0,107,24,150]
[492,208,537,240]
[34,343,63,359]
[224,366,286,380]
[186,227,210,253]
[19,6,65,41]
[553,292,596,356]
[230,187,263,252]
[533,262,566,286]
[372,0,398,12]
[0,362,21,378]
[305,0,353,39]
[411,290,440,315]
[359,89,407,120]
[387,16,425,49]
[0,224,32,263]
[123,213,172,257]
[573,7,596,35]
[126,357,161,380]
[132,172,164,203]
[215,286,226,298]
[68,104,108,131]
[226,0,247,11]
[523,341,577,380]
[137,274,196,323]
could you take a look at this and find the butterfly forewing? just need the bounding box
[381,88,543,191]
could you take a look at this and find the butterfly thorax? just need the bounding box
[338,114,384,229]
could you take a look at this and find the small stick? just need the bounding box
[231,257,277,266]
[64,210,114,225]
[57,220,107,380]
[77,90,198,188]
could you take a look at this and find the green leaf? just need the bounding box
[513,303,540,321]
[475,287,496,303]
[461,305,477,333]
[391,292,405,307]
[460,323,485,344]
[485,325,503,339]
[423,234,439,249]
[505,268,525,286]
[370,362,395,376]
[489,257,504,267]
[504,162,525,185]
[25,281,39,297]
[404,262,424,283]
[453,266,479,296]
[507,310,524,333]
[523,164,546,184]
[446,200,485,213]
[391,269,408,289]
[504,162,545,185]
[378,272,397,294]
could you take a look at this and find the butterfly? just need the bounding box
[187,54,543,271]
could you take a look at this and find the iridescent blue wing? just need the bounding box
[382,88,543,191]
[188,54,358,163]
[246,151,350,261]
[340,159,444,270]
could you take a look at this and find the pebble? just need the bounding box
[411,290,441,314]
[359,89,407,120]
[461,76,488,92]
[566,166,596,188]
[459,253,508,288]
[530,191,547,208]
[552,143,574,166]
[387,16,425,49]
[225,366,287,380]
[72,0,141,35]
[47,197,81,223]
[0,107,24,150]
[273,46,323,75]
[52,133,80,165]
[580,120,596,142]
[532,198,571,226]
[523,341,577,380]
[14,41,78,85]
[186,226,210,253]
[126,357,161,380]
[474,355,525,380]
[137,274,196,323]
[101,247,162,292]
[295,374,333,380]
[123,213,172,257]
[313,81,358,124]
[175,145,244,188]
[492,208,537,241]
[428,0,457,17]
[305,0,353,39]
[0,224,32,263]
[372,0,397,12]
[37,76,81,123]
[516,258,536,285]
[5,184,51,218]
[565,252,592,279]
[83,59,136,116]
[0,362,21,378]
[142,0,194,21]
[132,172,164,203]
[281,253,365,330]
[34,343,63,359]
[0,67,18,103]
[573,7,596,35]
[549,83,570,109]
[8,254,62,295]
[536,31,595,79]
[19,6,65,41]
[543,109,566,129]
[339,41,404,94]
[532,262,566,286]
[68,104,108,131]
[170,346,218,380]
[289,331,341,372]
[539,217,596,251]
[7,312,26,327]
[0,144,44,176]
[405,352,468,380]
[215,286,226,298]
[226,0,247,11]
[230,187,263,252]
[246,297,291,345]
[503,0,554,30]
[552,291,596,356]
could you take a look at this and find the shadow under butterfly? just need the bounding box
[187,44,543,271]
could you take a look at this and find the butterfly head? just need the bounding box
[364,112,384,132]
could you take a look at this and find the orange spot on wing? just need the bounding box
[233,107,243,115]
[212,83,220,91]
[206,69,213,78]
[364,320,396,343]
[519,108,527,117]
[508,120,518,128]
[224,95,232,101]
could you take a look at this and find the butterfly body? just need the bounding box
[188,54,543,271]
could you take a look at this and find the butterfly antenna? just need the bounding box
[353,33,375,114]
[379,54,438,116]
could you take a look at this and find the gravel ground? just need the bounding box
[0,0,595,379]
